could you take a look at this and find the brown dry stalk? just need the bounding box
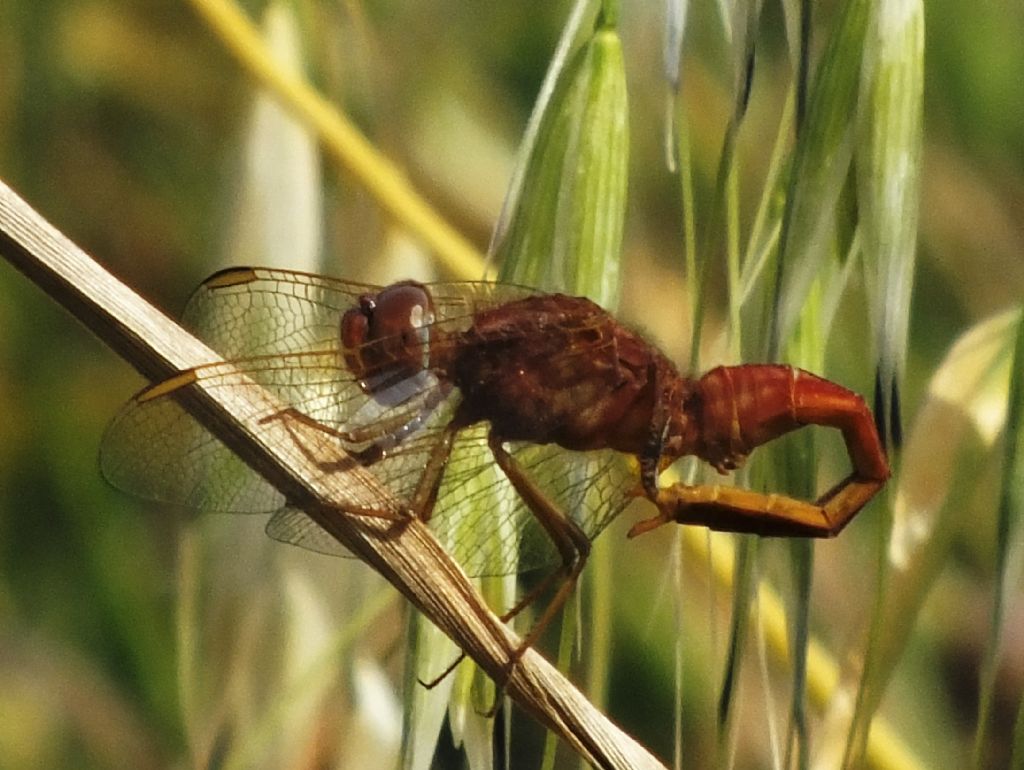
[0,180,666,770]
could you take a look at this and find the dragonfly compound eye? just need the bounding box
[340,282,435,386]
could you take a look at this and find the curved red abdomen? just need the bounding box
[694,364,889,481]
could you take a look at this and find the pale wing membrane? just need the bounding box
[182,269,368,359]
[104,268,372,512]
[258,330,634,575]
[431,432,636,575]
[182,267,540,360]
[101,351,458,516]
[265,507,349,558]
[100,352,341,513]
[103,267,491,512]
[264,428,637,576]
[101,382,286,513]
[105,266,641,575]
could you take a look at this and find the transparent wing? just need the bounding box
[265,428,637,576]
[104,350,637,575]
[181,266,540,360]
[431,431,638,575]
[101,381,284,513]
[103,266,640,575]
[100,350,458,514]
[102,267,535,512]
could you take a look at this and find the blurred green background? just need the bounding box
[1,1,1023,768]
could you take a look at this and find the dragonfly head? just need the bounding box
[341,281,437,389]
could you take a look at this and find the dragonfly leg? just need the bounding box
[259,407,392,466]
[417,429,578,696]
[487,433,591,657]
[417,650,468,690]
[409,422,459,521]
[628,474,886,539]
[258,407,407,520]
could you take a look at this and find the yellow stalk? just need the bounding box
[683,527,924,770]
[186,0,486,279]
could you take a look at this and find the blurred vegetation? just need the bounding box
[0,1,1023,769]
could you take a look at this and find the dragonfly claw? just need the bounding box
[627,510,673,539]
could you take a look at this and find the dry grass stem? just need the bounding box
[0,180,666,770]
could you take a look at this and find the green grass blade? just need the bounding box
[495,18,628,307]
[402,612,460,770]
[488,0,594,265]
[420,7,628,766]
[409,2,601,762]
[769,0,869,358]
[842,2,925,763]
[973,310,1024,768]
[739,88,793,315]
[704,5,768,758]
[813,307,1021,768]
[857,0,925,449]
[1011,694,1024,770]
[716,537,757,768]
[784,539,813,770]
[496,11,628,767]
[223,1,322,275]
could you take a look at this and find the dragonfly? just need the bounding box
[102,266,890,645]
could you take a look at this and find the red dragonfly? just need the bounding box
[102,267,890,636]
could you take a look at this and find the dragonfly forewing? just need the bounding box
[258,428,637,576]
[103,267,641,577]
[101,379,286,513]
